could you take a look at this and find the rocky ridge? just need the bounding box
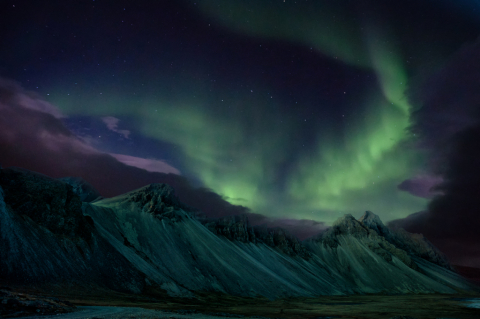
[1,167,477,299]
[119,183,198,224]
[54,173,457,271]
[202,215,310,258]
[359,211,453,270]
[0,168,90,241]
[314,213,419,270]
[0,167,145,292]
[59,176,102,203]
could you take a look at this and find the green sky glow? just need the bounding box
[196,0,370,68]
[50,1,428,224]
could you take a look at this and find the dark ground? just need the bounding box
[3,266,480,319]
[0,287,75,318]
[3,284,480,319]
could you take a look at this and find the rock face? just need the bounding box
[0,168,145,292]
[85,185,477,297]
[303,212,475,295]
[0,168,477,298]
[254,227,311,259]
[58,177,102,202]
[84,186,342,298]
[316,214,418,271]
[203,215,256,243]
[202,215,310,258]
[359,211,452,270]
[1,168,91,241]
[126,183,193,221]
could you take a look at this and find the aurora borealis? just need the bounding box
[2,0,480,234]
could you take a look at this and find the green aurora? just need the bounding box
[50,1,429,224]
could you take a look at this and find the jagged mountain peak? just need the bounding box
[326,211,454,271]
[329,214,369,236]
[95,183,193,221]
[358,211,390,237]
[316,214,370,248]
[99,183,178,206]
[315,213,420,271]
[333,213,356,224]
[58,176,102,202]
[129,183,177,202]
[358,210,383,225]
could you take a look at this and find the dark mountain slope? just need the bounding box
[0,167,144,292]
[85,183,477,297]
[0,167,477,299]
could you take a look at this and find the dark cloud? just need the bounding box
[397,175,442,199]
[0,78,326,240]
[409,39,480,163]
[390,39,480,267]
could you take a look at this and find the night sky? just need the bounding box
[2,1,480,266]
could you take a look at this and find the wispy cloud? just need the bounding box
[101,116,131,139]
[110,153,181,175]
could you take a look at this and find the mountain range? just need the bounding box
[0,167,478,299]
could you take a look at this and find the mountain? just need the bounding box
[58,176,102,203]
[82,183,341,298]
[304,213,473,294]
[359,211,453,270]
[0,167,477,299]
[0,167,145,293]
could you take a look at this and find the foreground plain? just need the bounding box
[35,288,480,319]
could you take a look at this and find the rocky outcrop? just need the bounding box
[389,228,453,271]
[317,214,418,270]
[0,167,145,293]
[202,215,310,258]
[359,211,452,270]
[127,183,193,222]
[255,227,311,259]
[58,176,102,202]
[203,215,256,243]
[358,210,390,237]
[0,168,92,242]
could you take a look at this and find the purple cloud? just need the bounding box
[110,153,181,175]
[397,175,443,198]
[101,116,131,139]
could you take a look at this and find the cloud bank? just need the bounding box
[390,39,480,267]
